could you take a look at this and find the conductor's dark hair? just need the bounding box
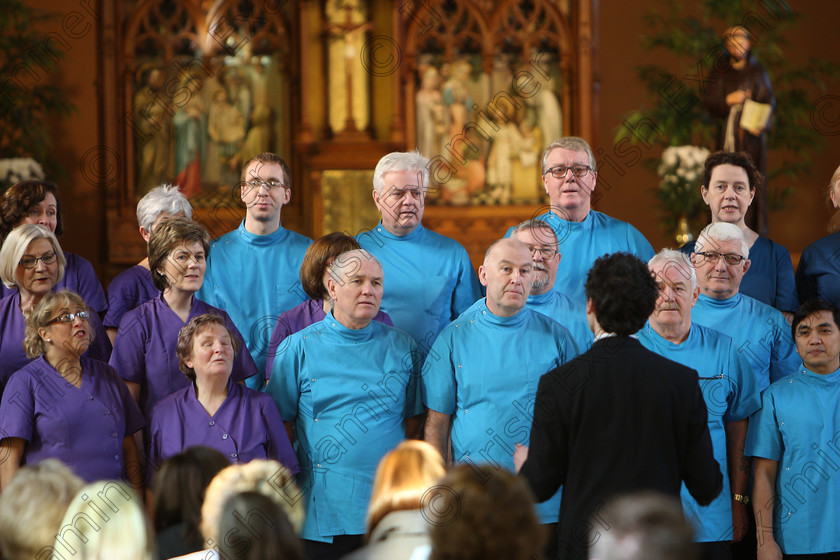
[584,252,658,336]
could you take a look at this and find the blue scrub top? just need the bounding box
[638,322,760,542]
[357,223,481,354]
[681,236,797,312]
[746,366,840,555]
[422,305,579,524]
[691,293,799,392]
[796,231,840,308]
[505,210,654,306]
[198,221,312,386]
[266,314,421,542]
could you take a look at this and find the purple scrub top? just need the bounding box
[104,265,158,329]
[264,298,393,380]
[0,356,144,483]
[109,294,258,419]
[0,252,108,314]
[148,381,298,481]
[0,292,112,395]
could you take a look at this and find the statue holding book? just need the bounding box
[704,25,775,234]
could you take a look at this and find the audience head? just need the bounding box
[300,232,362,301]
[585,252,658,336]
[326,249,383,329]
[52,481,155,560]
[0,223,66,292]
[216,491,305,560]
[148,217,211,292]
[240,152,292,228]
[692,222,750,300]
[588,491,697,560]
[367,440,445,536]
[201,460,304,546]
[372,151,429,236]
[428,464,543,560]
[0,459,83,560]
[24,290,92,359]
[542,137,598,221]
[647,250,699,336]
[828,164,840,208]
[479,238,533,317]
[510,219,560,295]
[723,25,752,61]
[153,446,231,547]
[176,313,240,383]
[791,299,840,374]
[700,152,760,227]
[0,180,62,239]
[136,183,192,243]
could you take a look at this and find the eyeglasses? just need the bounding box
[544,165,592,179]
[19,251,57,269]
[527,246,558,259]
[243,180,286,190]
[695,251,745,265]
[46,311,90,325]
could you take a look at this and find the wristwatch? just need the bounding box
[732,493,750,505]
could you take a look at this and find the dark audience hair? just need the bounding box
[176,314,240,382]
[241,152,293,190]
[148,217,212,291]
[791,299,840,339]
[701,151,762,192]
[0,180,63,239]
[589,491,697,560]
[428,464,543,560]
[584,252,658,336]
[153,446,231,548]
[216,491,305,560]
[300,232,361,301]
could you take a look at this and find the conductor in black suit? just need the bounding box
[516,252,722,560]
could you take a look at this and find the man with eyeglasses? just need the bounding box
[423,238,579,556]
[198,152,312,387]
[690,222,799,393]
[357,151,481,357]
[506,137,654,306]
[638,249,760,558]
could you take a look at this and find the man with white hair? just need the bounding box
[638,249,760,557]
[423,238,578,551]
[266,249,421,559]
[357,151,481,354]
[505,137,654,305]
[690,222,799,392]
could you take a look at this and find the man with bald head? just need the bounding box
[638,249,760,557]
[422,238,579,543]
[266,249,421,559]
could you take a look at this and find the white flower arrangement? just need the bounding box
[0,157,45,188]
[656,145,710,216]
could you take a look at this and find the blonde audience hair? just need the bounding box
[0,460,84,560]
[0,224,66,289]
[23,290,91,359]
[366,440,445,536]
[200,460,305,546]
[50,481,154,560]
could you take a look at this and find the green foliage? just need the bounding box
[0,0,76,175]
[614,0,838,233]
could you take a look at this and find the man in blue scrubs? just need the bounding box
[198,152,312,386]
[510,218,591,350]
[423,238,579,553]
[505,137,654,305]
[639,249,760,559]
[357,151,481,356]
[266,249,420,560]
[690,222,800,392]
[748,299,840,560]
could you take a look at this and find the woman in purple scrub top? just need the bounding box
[0,290,144,487]
[0,225,110,394]
[147,314,296,478]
